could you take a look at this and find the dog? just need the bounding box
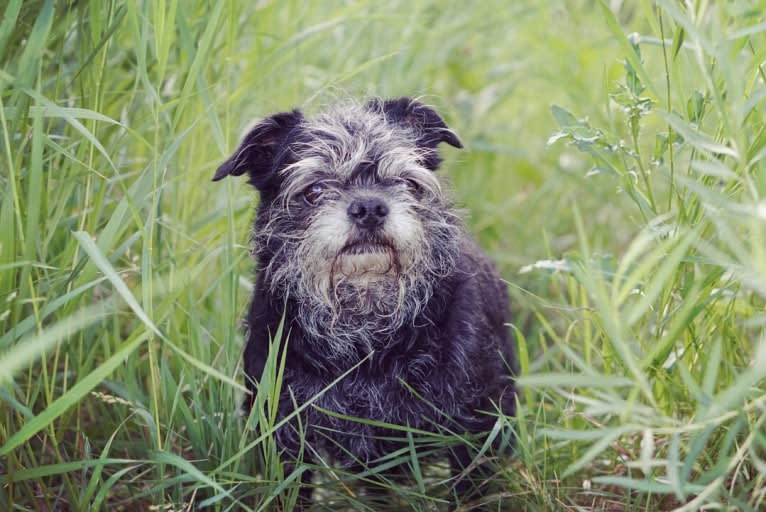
[213,97,517,509]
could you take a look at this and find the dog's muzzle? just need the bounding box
[339,228,395,256]
[341,241,391,255]
[335,231,399,279]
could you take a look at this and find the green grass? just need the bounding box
[2,0,766,510]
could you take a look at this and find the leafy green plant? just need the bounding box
[532,1,766,509]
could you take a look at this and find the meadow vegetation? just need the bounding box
[2,0,766,510]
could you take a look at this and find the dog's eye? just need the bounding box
[405,178,422,195]
[303,183,327,205]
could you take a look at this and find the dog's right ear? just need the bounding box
[367,97,462,171]
[212,110,303,189]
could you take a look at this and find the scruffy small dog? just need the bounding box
[214,97,517,508]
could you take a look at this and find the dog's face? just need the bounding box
[214,98,463,355]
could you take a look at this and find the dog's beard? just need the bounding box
[293,243,422,360]
[293,270,431,362]
[258,201,461,363]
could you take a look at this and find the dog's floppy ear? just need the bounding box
[212,110,303,188]
[367,97,462,170]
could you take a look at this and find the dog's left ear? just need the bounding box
[367,97,462,170]
[212,109,303,189]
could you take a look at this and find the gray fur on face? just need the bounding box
[253,101,462,359]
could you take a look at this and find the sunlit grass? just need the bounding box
[2,0,766,510]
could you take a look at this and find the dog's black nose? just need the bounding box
[348,198,389,229]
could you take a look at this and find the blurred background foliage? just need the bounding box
[2,0,766,510]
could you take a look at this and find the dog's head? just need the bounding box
[214,98,463,353]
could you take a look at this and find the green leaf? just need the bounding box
[0,302,112,385]
[562,428,627,477]
[0,333,146,455]
[74,231,163,338]
[151,450,231,499]
[551,104,579,128]
[672,26,685,58]
[662,112,738,159]
[516,373,634,388]
[597,0,660,100]
[592,476,704,494]
[0,458,141,483]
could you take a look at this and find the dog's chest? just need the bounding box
[282,360,460,464]
[288,352,460,427]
